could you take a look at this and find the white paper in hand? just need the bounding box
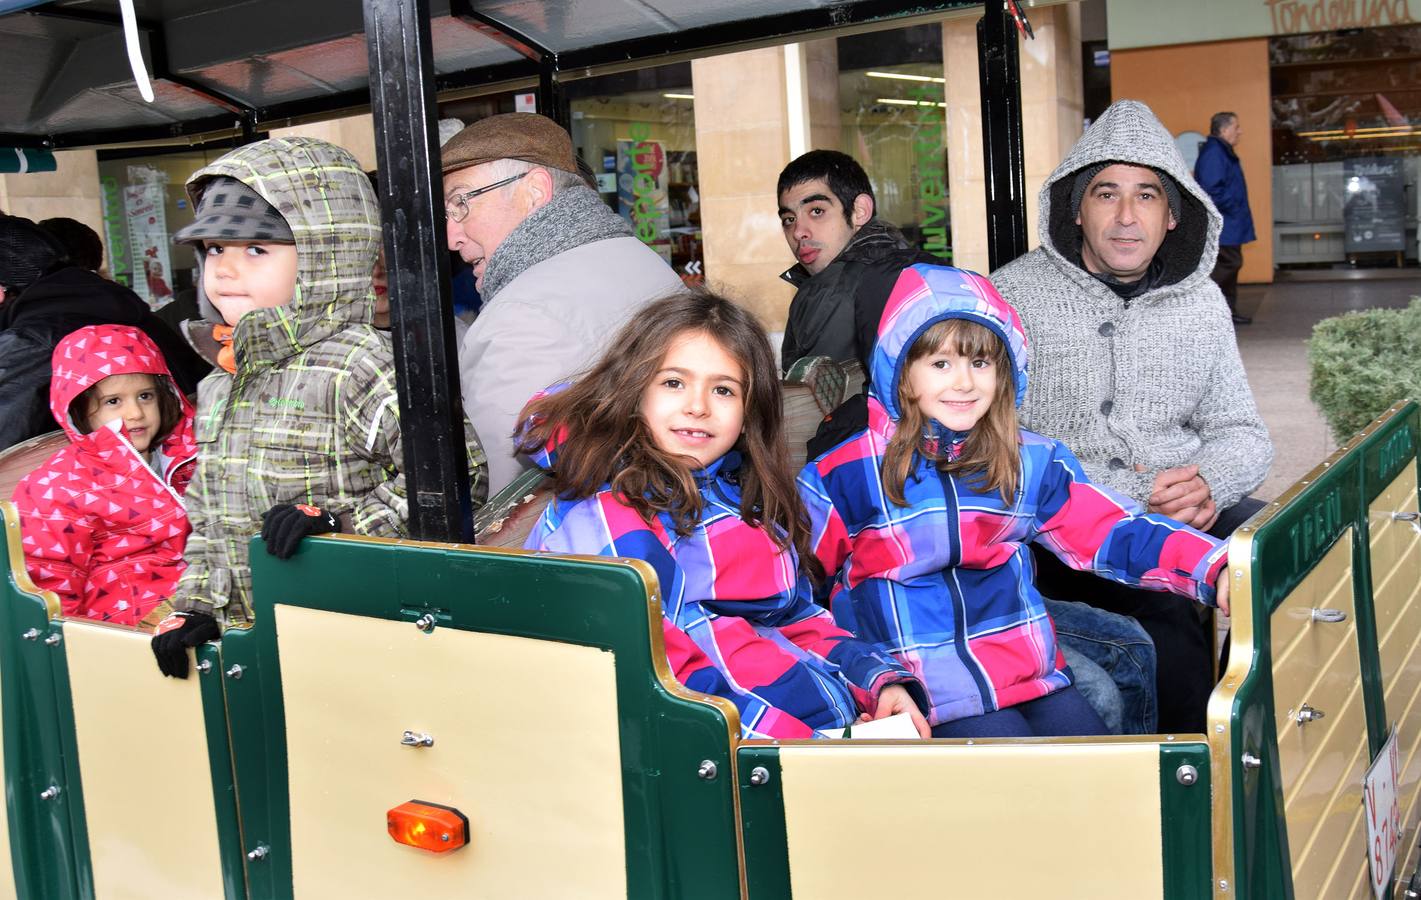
[819,713,921,740]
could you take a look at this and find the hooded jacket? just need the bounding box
[798,264,1227,727]
[169,137,485,625]
[11,325,197,625]
[990,100,1272,511]
[779,218,924,372]
[1194,135,1256,247]
[0,268,210,450]
[521,396,921,739]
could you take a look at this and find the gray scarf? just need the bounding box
[481,185,633,301]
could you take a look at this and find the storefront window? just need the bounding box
[1270,25,1420,265]
[96,146,232,307]
[566,64,703,284]
[837,25,951,262]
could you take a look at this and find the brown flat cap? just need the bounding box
[441,112,577,175]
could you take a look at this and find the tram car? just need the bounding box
[3,1,1420,897]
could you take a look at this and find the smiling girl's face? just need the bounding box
[639,329,746,469]
[82,373,162,452]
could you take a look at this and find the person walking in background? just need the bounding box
[1194,111,1256,326]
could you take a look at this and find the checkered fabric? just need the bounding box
[173,176,294,244]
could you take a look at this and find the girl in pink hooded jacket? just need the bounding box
[12,324,197,626]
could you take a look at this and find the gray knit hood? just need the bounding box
[1040,99,1221,293]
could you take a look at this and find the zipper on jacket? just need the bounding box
[937,468,998,711]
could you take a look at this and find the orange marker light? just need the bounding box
[387,800,469,853]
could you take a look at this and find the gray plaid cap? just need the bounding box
[173,176,294,245]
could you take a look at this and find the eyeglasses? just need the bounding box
[444,172,528,223]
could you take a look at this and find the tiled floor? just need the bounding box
[1233,272,1420,501]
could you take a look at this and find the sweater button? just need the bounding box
[1100,400,1114,415]
[1109,457,1126,470]
[1098,321,1115,337]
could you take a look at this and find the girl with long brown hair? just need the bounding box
[800,265,1231,738]
[519,291,928,740]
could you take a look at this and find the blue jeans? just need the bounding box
[929,685,1105,738]
[1047,598,1158,735]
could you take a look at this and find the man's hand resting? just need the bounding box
[1142,464,1220,531]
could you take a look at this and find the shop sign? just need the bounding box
[619,123,671,262]
[100,175,131,284]
[1108,0,1417,49]
[907,82,951,261]
[122,165,175,309]
[1364,728,1401,899]
[1344,156,1406,254]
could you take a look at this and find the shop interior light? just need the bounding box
[663,93,695,100]
[867,71,945,84]
[387,800,469,854]
[876,98,948,108]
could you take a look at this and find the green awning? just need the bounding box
[0,148,57,174]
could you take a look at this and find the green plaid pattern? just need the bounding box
[171,138,486,624]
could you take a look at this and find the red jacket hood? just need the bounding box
[49,324,196,454]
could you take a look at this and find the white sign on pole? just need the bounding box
[1364,728,1402,900]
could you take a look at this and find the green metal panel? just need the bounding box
[1224,401,1420,899]
[736,747,789,900]
[196,642,249,900]
[0,503,86,900]
[1159,742,1213,899]
[237,534,743,898]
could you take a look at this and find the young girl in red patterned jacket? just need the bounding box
[11,324,197,626]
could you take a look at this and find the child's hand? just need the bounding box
[863,684,932,738]
[1214,568,1231,617]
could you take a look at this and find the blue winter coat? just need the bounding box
[1194,136,1255,246]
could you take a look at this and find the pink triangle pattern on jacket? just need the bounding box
[11,324,197,625]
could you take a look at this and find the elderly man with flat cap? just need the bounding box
[442,113,684,493]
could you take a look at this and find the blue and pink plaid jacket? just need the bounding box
[523,414,921,740]
[798,265,1228,727]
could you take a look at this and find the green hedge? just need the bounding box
[1308,297,1421,442]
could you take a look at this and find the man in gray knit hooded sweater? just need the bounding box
[992,99,1272,732]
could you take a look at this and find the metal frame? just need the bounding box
[977,0,1030,270]
[364,0,473,542]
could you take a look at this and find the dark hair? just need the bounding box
[0,214,68,296]
[39,217,104,271]
[70,373,185,446]
[883,318,1021,507]
[518,291,817,571]
[1209,112,1238,136]
[776,150,874,225]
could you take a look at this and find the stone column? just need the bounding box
[945,3,1083,274]
[692,41,840,331]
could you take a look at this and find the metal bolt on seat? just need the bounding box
[1296,704,1325,725]
[38,785,61,801]
[247,844,269,862]
[697,760,717,781]
[196,659,212,675]
[400,731,434,748]
[414,613,437,634]
[1310,608,1347,623]
[43,633,61,646]
[21,628,39,641]
[1241,752,1262,770]
[1175,765,1198,786]
[226,664,244,680]
[749,766,771,786]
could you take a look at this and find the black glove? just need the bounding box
[261,503,339,560]
[150,611,222,678]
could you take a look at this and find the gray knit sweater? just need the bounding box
[990,99,1272,510]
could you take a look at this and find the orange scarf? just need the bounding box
[212,324,236,374]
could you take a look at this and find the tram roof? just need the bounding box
[0,0,975,150]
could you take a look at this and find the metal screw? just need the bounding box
[400,730,434,748]
[1296,704,1326,725]
[21,628,39,641]
[749,766,771,786]
[1219,879,1229,892]
[440,833,450,842]
[1176,764,1198,786]
[247,844,269,862]
[696,760,717,781]
[1216,724,1226,733]
[196,659,212,675]
[225,664,244,680]
[415,613,437,634]
[1241,752,1262,770]
[43,633,61,646]
[38,785,61,801]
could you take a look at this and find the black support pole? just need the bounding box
[977,0,1029,271]
[363,0,472,542]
